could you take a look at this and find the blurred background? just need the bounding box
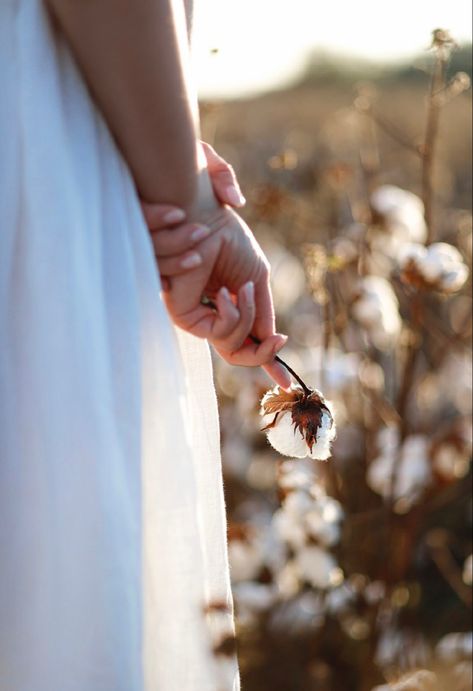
[193,3,472,690]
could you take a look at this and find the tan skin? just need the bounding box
[44,0,291,388]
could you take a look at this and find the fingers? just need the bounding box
[141,203,186,230]
[165,282,256,352]
[210,282,256,351]
[201,141,246,208]
[158,250,204,277]
[262,360,293,390]
[214,332,288,368]
[151,222,210,258]
[252,268,277,341]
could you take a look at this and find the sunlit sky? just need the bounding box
[192,0,472,98]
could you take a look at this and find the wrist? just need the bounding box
[188,143,220,217]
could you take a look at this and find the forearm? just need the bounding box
[45,0,214,212]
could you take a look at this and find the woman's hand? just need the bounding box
[141,141,246,287]
[141,141,245,246]
[140,145,290,388]
[159,206,291,388]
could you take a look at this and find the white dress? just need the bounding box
[0,1,239,689]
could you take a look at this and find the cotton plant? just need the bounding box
[271,466,344,592]
[367,428,432,511]
[375,626,431,679]
[260,384,336,461]
[369,185,428,261]
[211,28,472,690]
[352,276,402,349]
[268,591,326,635]
[437,632,473,663]
[399,242,469,293]
[371,185,428,245]
[432,439,471,482]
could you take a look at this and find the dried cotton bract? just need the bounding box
[260,385,336,460]
[400,242,469,294]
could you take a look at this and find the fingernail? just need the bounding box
[180,252,202,269]
[191,225,210,242]
[225,186,246,207]
[163,208,186,224]
[272,334,288,354]
[243,281,254,302]
[220,286,232,302]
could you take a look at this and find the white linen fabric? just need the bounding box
[0,1,239,689]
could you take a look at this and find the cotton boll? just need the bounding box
[295,545,342,589]
[265,409,335,460]
[367,433,431,508]
[232,582,276,627]
[304,347,360,394]
[278,458,319,492]
[273,506,307,549]
[376,628,430,672]
[275,561,301,598]
[261,386,336,461]
[232,582,277,615]
[305,511,340,547]
[273,490,313,550]
[371,185,427,247]
[400,242,469,294]
[304,496,343,547]
[283,489,315,516]
[265,411,313,458]
[228,538,265,583]
[269,592,326,634]
[433,443,471,480]
[353,276,402,349]
[325,583,356,615]
[436,632,473,661]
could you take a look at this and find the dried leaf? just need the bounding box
[261,389,299,415]
[292,393,332,454]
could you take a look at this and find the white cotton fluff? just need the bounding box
[232,582,277,614]
[371,185,427,245]
[273,503,309,550]
[264,407,335,460]
[367,431,432,507]
[273,488,343,553]
[436,632,473,662]
[400,242,469,293]
[295,545,342,589]
[228,539,265,583]
[303,347,360,394]
[277,459,319,491]
[269,592,326,635]
[352,276,402,349]
[305,496,343,547]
